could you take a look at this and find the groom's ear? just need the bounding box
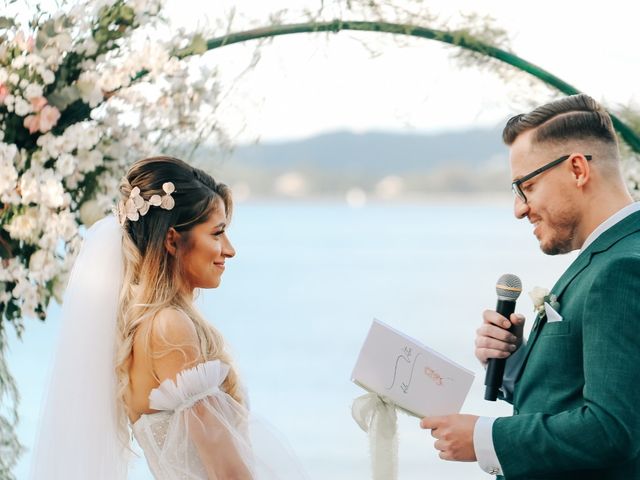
[569,152,591,189]
[164,227,181,256]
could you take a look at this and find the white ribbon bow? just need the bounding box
[351,392,398,480]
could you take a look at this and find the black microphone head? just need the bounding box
[496,274,522,301]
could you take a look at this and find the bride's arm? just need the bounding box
[187,398,253,480]
[151,308,252,480]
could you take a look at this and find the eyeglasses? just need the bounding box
[511,154,592,204]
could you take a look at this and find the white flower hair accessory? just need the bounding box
[113,181,176,225]
[148,182,176,210]
[529,286,560,320]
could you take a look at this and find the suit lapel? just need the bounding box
[551,210,640,298]
[514,251,593,383]
[514,210,640,385]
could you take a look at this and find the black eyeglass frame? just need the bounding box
[511,154,592,203]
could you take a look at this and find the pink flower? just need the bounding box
[39,105,61,132]
[0,84,7,104]
[23,105,61,134]
[23,114,40,134]
[14,32,34,53]
[30,96,47,113]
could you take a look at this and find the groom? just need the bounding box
[421,94,640,479]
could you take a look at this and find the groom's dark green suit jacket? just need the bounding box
[493,210,640,480]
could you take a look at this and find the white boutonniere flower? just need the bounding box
[529,286,560,320]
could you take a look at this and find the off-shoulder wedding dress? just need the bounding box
[29,216,305,479]
[133,359,303,479]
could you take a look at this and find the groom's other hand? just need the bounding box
[475,310,526,365]
[420,414,479,461]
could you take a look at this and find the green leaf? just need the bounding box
[94,28,109,45]
[35,29,48,51]
[119,5,135,25]
[43,19,56,37]
[47,85,80,110]
[0,17,15,29]
[191,34,207,55]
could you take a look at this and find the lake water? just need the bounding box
[8,200,576,479]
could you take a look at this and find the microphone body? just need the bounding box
[484,274,522,401]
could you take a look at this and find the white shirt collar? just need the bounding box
[581,201,640,252]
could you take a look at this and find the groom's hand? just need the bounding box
[420,414,478,461]
[475,310,526,365]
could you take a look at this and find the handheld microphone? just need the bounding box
[484,273,522,401]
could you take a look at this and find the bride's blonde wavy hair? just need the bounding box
[114,156,241,430]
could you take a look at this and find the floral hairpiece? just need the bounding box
[113,182,176,225]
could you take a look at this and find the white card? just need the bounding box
[351,319,475,418]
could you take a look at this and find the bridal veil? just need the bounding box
[29,215,128,479]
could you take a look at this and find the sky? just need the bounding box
[163,0,639,143]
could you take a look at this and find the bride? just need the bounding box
[29,156,304,479]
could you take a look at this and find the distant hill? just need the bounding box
[188,128,511,198]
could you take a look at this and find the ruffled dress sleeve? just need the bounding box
[132,360,305,480]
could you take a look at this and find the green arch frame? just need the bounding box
[171,20,640,153]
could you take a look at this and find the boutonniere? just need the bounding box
[529,286,560,320]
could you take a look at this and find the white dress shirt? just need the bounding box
[473,201,640,476]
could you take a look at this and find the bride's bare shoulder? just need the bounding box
[150,308,197,342]
[148,308,202,382]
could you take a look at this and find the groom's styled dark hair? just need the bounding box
[502,94,618,152]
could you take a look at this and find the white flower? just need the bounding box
[19,169,41,204]
[14,96,32,116]
[0,258,26,282]
[9,73,19,84]
[0,143,19,195]
[3,93,14,109]
[44,53,59,67]
[37,132,64,159]
[14,278,39,318]
[79,199,105,227]
[24,83,44,99]
[76,148,102,173]
[51,272,70,304]
[0,189,20,205]
[11,56,26,69]
[76,71,103,107]
[54,32,73,52]
[528,286,549,310]
[56,153,76,177]
[63,171,83,189]
[54,210,78,241]
[20,168,66,208]
[29,249,58,283]
[41,69,55,85]
[61,132,79,153]
[3,208,40,242]
[77,38,98,57]
[25,54,44,67]
[528,286,560,320]
[160,182,175,209]
[12,276,32,298]
[0,163,18,196]
[41,175,67,208]
[30,149,48,167]
[37,209,76,250]
[61,123,101,152]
